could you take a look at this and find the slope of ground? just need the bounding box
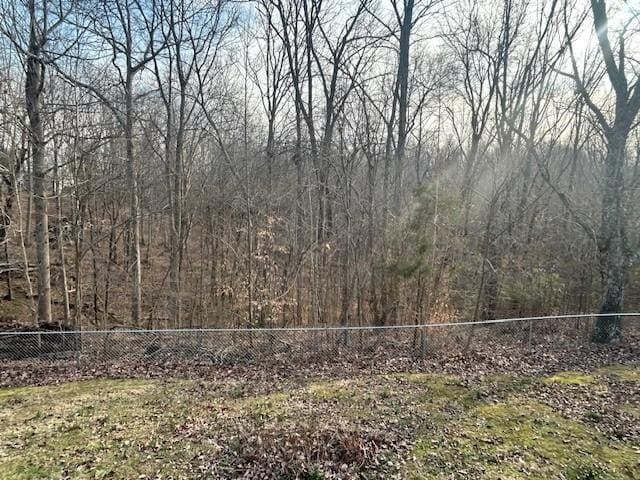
[0,363,638,479]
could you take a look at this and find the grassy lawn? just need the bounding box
[0,365,638,479]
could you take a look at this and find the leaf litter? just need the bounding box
[0,338,638,479]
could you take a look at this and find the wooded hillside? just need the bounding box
[0,0,638,341]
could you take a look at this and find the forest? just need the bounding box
[0,0,639,342]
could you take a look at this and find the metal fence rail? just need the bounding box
[0,313,638,364]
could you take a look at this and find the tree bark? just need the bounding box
[25,0,51,326]
[125,73,142,325]
[584,0,640,342]
[392,0,413,214]
[593,129,628,342]
[53,146,70,325]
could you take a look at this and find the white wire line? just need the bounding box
[0,313,637,336]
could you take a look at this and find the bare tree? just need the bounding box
[560,0,640,341]
[150,0,229,327]
[0,1,76,326]
[0,0,636,334]
[64,0,167,325]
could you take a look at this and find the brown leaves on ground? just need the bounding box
[1,332,637,389]
[0,335,639,479]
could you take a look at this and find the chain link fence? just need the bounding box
[0,314,638,365]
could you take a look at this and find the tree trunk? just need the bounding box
[25,154,33,247]
[593,130,627,342]
[169,92,185,329]
[53,147,70,325]
[461,133,480,235]
[13,168,37,322]
[392,0,413,213]
[129,172,142,326]
[25,0,50,326]
[125,74,142,326]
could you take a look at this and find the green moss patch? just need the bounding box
[0,366,638,479]
[596,364,640,382]
[0,379,210,479]
[307,380,356,400]
[543,371,595,385]
[408,401,639,479]
[240,392,290,417]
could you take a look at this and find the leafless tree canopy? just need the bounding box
[0,0,638,342]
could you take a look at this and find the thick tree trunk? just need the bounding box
[383,0,414,325]
[593,131,627,343]
[25,0,51,326]
[583,0,640,342]
[392,0,413,213]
